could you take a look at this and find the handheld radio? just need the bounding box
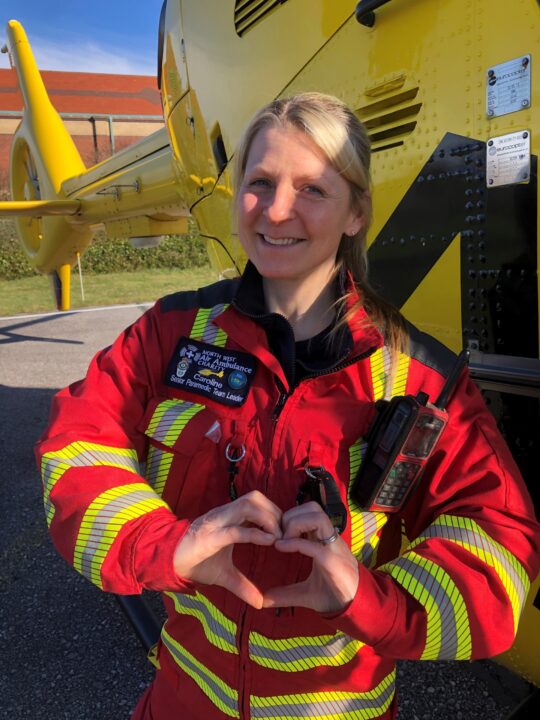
[351,350,469,513]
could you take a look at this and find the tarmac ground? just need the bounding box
[0,304,534,719]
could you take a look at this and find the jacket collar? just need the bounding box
[214,262,384,388]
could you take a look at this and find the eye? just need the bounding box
[245,177,272,189]
[303,184,325,197]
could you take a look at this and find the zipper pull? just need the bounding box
[272,377,289,420]
[298,465,348,534]
[272,391,288,420]
[225,443,245,501]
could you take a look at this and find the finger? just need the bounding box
[222,566,265,609]
[274,536,340,558]
[219,525,278,547]
[282,501,325,525]
[262,580,313,610]
[281,510,335,542]
[205,493,283,538]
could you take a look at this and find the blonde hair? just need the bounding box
[233,92,408,356]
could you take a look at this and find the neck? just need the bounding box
[263,269,338,341]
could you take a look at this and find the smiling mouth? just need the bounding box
[259,234,304,246]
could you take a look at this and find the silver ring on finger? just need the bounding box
[318,531,338,546]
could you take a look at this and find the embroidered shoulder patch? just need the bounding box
[164,338,256,407]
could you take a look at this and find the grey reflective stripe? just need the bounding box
[412,521,527,608]
[147,399,203,444]
[249,632,361,670]
[41,442,140,526]
[409,516,529,632]
[161,628,239,718]
[77,488,157,578]
[42,456,66,521]
[166,591,238,654]
[145,444,173,496]
[358,512,382,567]
[383,554,460,659]
[191,304,229,345]
[250,672,395,719]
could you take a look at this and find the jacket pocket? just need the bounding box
[139,396,229,518]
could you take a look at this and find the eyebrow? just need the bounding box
[244,165,333,185]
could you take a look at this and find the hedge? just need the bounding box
[0,219,210,280]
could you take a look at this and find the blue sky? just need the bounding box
[1,0,164,75]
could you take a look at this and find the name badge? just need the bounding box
[164,338,256,407]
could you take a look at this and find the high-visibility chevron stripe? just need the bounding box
[249,630,364,671]
[145,444,174,497]
[165,591,238,655]
[165,590,365,672]
[392,352,409,397]
[408,514,530,633]
[161,627,240,718]
[73,483,168,589]
[349,437,364,480]
[190,304,229,347]
[370,347,391,401]
[41,441,139,527]
[347,346,410,564]
[369,347,409,401]
[161,624,393,718]
[250,671,395,719]
[145,398,205,446]
[380,551,472,660]
[348,439,388,567]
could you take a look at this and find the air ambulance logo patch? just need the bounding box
[165,338,256,406]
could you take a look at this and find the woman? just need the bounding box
[37,93,539,719]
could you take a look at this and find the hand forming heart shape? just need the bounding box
[173,490,359,612]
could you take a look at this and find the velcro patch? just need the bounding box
[164,338,256,407]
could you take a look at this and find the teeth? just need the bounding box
[262,235,301,246]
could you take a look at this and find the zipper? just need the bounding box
[230,300,378,718]
[237,603,251,720]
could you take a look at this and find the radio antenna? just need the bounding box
[434,349,470,409]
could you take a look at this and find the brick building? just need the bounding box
[0,67,164,197]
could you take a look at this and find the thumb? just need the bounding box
[262,580,313,610]
[222,565,265,610]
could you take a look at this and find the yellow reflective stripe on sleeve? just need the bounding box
[408,514,530,634]
[250,671,395,719]
[165,591,238,655]
[41,441,139,527]
[348,440,388,567]
[145,398,205,446]
[249,630,364,671]
[161,626,240,718]
[379,551,472,660]
[145,444,174,497]
[190,304,229,347]
[73,482,168,589]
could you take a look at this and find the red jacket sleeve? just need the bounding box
[35,305,192,595]
[330,371,540,661]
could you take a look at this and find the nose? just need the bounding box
[264,183,296,223]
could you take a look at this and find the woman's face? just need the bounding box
[237,125,364,288]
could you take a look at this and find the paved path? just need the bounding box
[0,305,528,719]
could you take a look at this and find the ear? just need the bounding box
[345,213,364,237]
[346,191,371,236]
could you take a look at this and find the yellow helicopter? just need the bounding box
[1,0,538,706]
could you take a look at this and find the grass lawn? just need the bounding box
[0,265,218,317]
